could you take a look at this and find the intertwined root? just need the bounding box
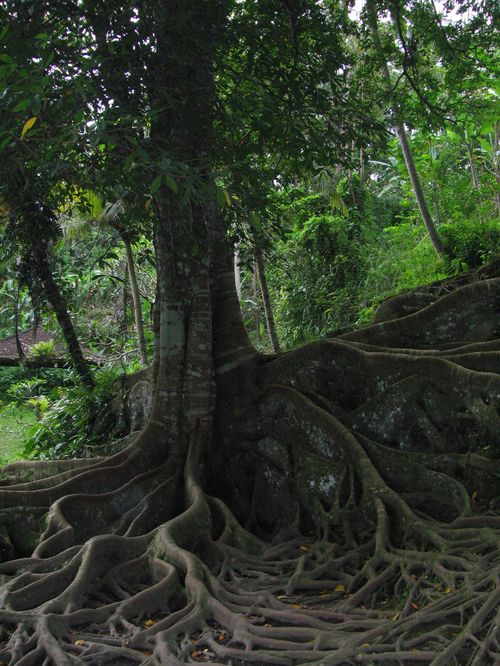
[0,278,499,665]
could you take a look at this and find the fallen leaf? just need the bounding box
[391,612,400,622]
[144,619,156,626]
[444,586,453,594]
[276,595,288,599]
[411,602,419,610]
[361,643,370,647]
[334,583,346,593]
[74,639,86,646]
[289,603,301,608]
[299,545,310,552]
[471,491,478,502]
[142,652,152,657]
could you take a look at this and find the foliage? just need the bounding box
[27,339,56,359]
[23,368,120,459]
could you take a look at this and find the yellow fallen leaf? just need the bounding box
[74,639,86,646]
[334,583,346,593]
[144,618,156,626]
[289,603,301,608]
[471,491,478,502]
[444,586,453,594]
[21,116,37,140]
[298,545,310,552]
[361,643,370,647]
[391,612,400,622]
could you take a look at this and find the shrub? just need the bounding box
[28,339,57,359]
[24,368,120,459]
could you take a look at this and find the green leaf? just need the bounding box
[223,189,232,207]
[13,99,30,112]
[20,116,37,139]
[249,212,262,232]
[216,188,226,208]
[150,175,162,194]
[165,175,178,194]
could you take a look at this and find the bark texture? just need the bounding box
[0,275,498,665]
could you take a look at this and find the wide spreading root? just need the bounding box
[0,278,499,664]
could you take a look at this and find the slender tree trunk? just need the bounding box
[255,248,281,354]
[252,263,261,342]
[494,124,500,218]
[14,281,25,361]
[29,231,94,388]
[466,141,480,191]
[395,122,444,254]
[234,249,242,300]
[359,146,367,190]
[366,0,444,256]
[120,262,128,352]
[122,236,148,366]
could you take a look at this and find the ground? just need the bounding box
[0,275,498,665]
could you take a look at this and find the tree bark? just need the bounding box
[122,237,148,366]
[28,230,94,388]
[255,248,281,353]
[466,140,480,191]
[366,0,444,255]
[234,249,242,300]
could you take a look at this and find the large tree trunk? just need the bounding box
[122,236,148,366]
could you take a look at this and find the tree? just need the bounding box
[364,0,445,255]
[0,2,498,665]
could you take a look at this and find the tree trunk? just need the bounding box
[14,281,25,362]
[122,236,148,366]
[0,5,499,666]
[359,146,367,190]
[120,262,128,351]
[28,230,94,388]
[234,249,242,300]
[366,0,444,255]
[255,248,281,353]
[494,123,500,217]
[467,140,480,191]
[252,262,261,342]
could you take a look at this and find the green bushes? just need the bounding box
[23,368,119,459]
[440,218,500,271]
[266,188,499,348]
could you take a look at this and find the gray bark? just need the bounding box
[123,237,148,366]
[255,248,281,354]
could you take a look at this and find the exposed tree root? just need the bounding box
[0,278,499,664]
